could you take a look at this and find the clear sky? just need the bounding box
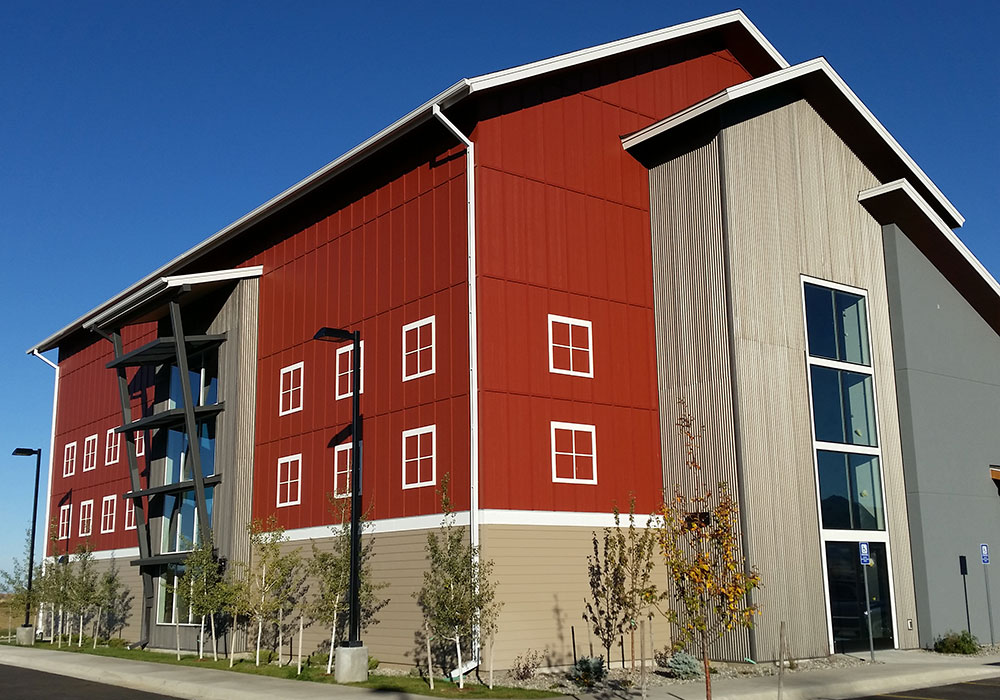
[0,1,997,570]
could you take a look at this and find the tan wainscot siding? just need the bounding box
[41,555,145,643]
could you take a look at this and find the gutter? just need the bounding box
[431,104,482,660]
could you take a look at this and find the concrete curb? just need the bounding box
[0,645,407,700]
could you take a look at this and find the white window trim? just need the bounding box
[550,421,598,484]
[63,442,77,477]
[79,499,94,537]
[135,430,145,458]
[124,497,136,531]
[156,573,198,627]
[105,428,120,465]
[334,443,353,499]
[402,316,436,382]
[83,434,98,472]
[276,454,302,507]
[547,314,594,378]
[335,341,365,400]
[279,361,304,416]
[401,425,436,489]
[800,275,899,653]
[101,495,117,534]
[58,504,72,540]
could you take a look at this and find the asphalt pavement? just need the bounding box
[850,676,1000,699]
[0,664,181,699]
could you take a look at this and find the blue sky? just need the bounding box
[0,1,997,570]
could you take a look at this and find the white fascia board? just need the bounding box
[622,58,964,229]
[467,10,788,94]
[859,179,1000,298]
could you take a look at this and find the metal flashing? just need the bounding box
[29,11,786,355]
[622,58,964,229]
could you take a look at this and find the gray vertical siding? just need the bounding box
[646,97,919,661]
[720,98,917,655]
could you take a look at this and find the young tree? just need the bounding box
[95,559,132,644]
[221,567,249,668]
[657,401,761,700]
[70,545,99,647]
[617,501,658,671]
[0,530,36,629]
[273,545,307,667]
[176,536,225,660]
[414,475,500,690]
[584,527,627,663]
[307,497,387,674]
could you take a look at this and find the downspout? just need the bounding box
[432,103,482,662]
[32,349,59,632]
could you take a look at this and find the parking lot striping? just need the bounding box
[873,694,946,700]
[964,679,1000,685]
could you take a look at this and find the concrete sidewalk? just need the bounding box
[2,645,1000,700]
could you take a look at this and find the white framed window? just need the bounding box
[277,454,302,507]
[101,495,117,534]
[63,442,77,477]
[336,341,365,400]
[157,565,195,626]
[550,421,597,484]
[279,362,304,415]
[124,497,136,531]
[79,499,94,537]
[135,430,145,458]
[58,504,72,540]
[82,434,98,472]
[402,316,435,381]
[402,425,436,489]
[334,443,353,499]
[105,428,121,465]
[548,314,594,377]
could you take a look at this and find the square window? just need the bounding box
[101,495,117,534]
[402,425,436,489]
[135,431,145,458]
[83,434,98,472]
[63,442,77,477]
[336,341,365,400]
[550,422,598,484]
[105,428,121,465]
[58,504,72,540]
[79,499,93,537]
[548,315,593,377]
[279,362,304,416]
[124,497,136,531]
[334,443,354,499]
[277,454,302,507]
[402,316,435,381]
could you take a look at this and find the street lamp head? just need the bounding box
[314,327,354,342]
[12,448,40,457]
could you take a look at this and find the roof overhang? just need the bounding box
[859,180,1000,335]
[52,266,262,348]
[29,10,786,356]
[621,58,964,229]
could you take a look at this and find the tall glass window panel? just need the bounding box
[811,366,878,446]
[158,564,193,624]
[163,423,216,485]
[804,283,870,366]
[160,487,212,553]
[817,451,884,530]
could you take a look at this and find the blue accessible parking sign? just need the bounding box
[982,544,990,565]
[859,541,870,566]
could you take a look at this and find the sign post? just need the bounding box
[983,544,994,645]
[859,542,875,662]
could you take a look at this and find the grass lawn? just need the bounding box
[5,640,562,698]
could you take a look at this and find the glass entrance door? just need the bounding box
[825,541,894,652]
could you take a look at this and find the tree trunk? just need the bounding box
[631,629,635,670]
[93,606,101,649]
[278,608,283,666]
[78,612,83,646]
[455,632,464,689]
[489,637,495,690]
[702,632,711,700]
[297,615,303,675]
[175,615,181,661]
[327,625,336,674]
[199,614,205,660]
[210,612,218,662]
[255,617,262,667]
[57,608,62,648]
[425,623,434,690]
[228,623,235,668]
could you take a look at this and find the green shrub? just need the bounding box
[933,630,979,654]
[107,637,129,648]
[665,651,702,679]
[368,655,379,670]
[567,656,606,688]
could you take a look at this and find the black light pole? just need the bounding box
[12,447,42,628]
[314,326,363,646]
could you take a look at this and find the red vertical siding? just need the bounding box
[473,47,753,514]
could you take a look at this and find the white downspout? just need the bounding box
[432,103,482,662]
[32,349,60,632]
